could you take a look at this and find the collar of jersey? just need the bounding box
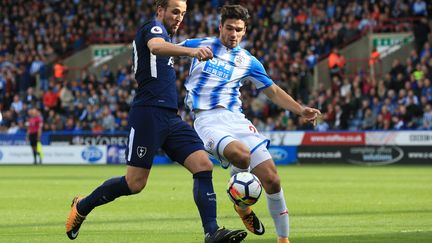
[216,37,241,52]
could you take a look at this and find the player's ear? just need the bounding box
[219,23,222,32]
[156,5,164,17]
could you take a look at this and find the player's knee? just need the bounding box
[195,159,213,171]
[126,178,147,194]
[227,148,250,169]
[235,152,251,168]
[261,174,281,194]
[184,150,214,173]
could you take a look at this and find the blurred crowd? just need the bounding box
[0,0,431,134]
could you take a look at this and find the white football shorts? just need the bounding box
[194,108,271,170]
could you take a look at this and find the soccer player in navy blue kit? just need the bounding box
[65,1,247,242]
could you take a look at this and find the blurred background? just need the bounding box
[0,0,431,165]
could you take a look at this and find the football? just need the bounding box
[227,172,263,207]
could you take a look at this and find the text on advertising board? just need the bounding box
[301,132,365,145]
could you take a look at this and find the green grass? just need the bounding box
[0,165,431,243]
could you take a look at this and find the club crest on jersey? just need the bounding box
[137,146,147,158]
[167,57,174,67]
[234,55,245,65]
[151,26,163,34]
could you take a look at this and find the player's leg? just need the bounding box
[36,140,43,164]
[221,140,266,236]
[29,134,37,164]
[66,166,144,240]
[193,109,248,170]
[183,150,219,234]
[251,156,289,242]
[226,140,267,236]
[196,111,265,236]
[76,165,148,216]
[218,123,272,236]
[164,116,246,242]
[224,140,251,170]
[183,150,247,243]
[66,106,163,240]
[31,145,37,164]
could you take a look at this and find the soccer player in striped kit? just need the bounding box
[180,5,321,243]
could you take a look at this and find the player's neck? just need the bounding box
[218,38,239,52]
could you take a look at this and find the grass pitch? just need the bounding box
[0,164,431,243]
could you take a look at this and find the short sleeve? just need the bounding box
[143,21,168,44]
[247,57,273,90]
[177,38,204,48]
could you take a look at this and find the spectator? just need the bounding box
[11,94,23,113]
[101,106,116,132]
[54,62,67,82]
[413,18,430,54]
[362,108,376,130]
[43,87,59,111]
[100,64,114,85]
[59,82,74,113]
[422,104,432,129]
[412,0,427,16]
[328,48,346,80]
[369,48,381,79]
[0,0,430,134]
[7,121,20,134]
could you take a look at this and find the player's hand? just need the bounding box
[193,46,213,61]
[300,107,321,126]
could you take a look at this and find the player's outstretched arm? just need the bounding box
[263,84,321,123]
[147,38,213,60]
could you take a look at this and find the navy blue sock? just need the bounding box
[193,171,219,235]
[77,176,132,216]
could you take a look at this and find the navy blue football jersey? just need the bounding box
[131,19,177,110]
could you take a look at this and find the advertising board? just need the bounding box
[0,146,106,164]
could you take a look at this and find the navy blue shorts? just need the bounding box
[125,106,204,169]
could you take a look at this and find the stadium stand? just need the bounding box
[0,0,431,134]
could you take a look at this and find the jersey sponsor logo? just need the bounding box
[137,146,147,158]
[150,26,163,34]
[203,59,234,80]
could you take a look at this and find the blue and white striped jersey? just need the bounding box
[180,37,273,113]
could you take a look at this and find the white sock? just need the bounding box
[266,189,289,238]
[229,165,249,177]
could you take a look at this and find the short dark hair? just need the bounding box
[154,0,169,9]
[154,0,187,11]
[220,5,250,26]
